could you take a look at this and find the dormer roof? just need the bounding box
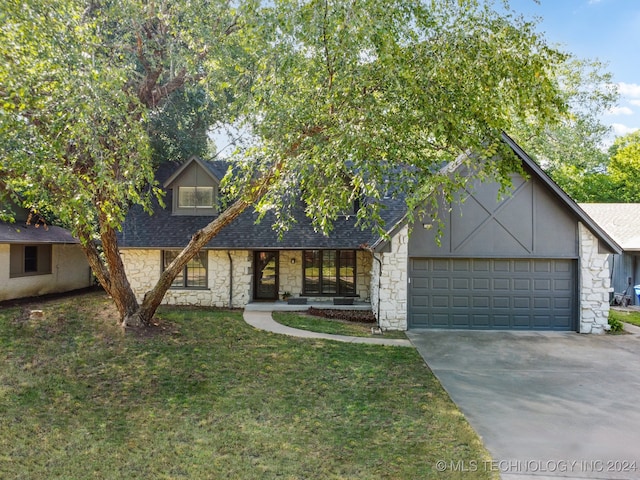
[162,156,229,189]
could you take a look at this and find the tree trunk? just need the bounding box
[100,222,142,326]
[81,215,144,327]
[132,194,258,326]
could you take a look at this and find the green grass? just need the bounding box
[273,311,408,339]
[610,308,640,328]
[0,292,495,479]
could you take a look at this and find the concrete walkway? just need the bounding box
[242,307,413,347]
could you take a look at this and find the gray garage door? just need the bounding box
[408,258,576,330]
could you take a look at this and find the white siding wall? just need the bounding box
[0,243,92,302]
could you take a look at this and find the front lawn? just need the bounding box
[0,292,494,479]
[610,308,640,328]
[273,311,408,339]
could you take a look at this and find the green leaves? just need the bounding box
[235,0,568,234]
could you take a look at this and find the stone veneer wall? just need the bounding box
[121,248,372,307]
[579,223,612,334]
[120,249,252,308]
[370,225,409,330]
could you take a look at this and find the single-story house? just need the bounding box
[579,203,640,306]
[0,202,93,302]
[117,133,621,334]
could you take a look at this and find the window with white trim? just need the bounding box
[178,186,214,208]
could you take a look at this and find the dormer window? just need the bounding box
[178,186,214,208]
[163,157,225,216]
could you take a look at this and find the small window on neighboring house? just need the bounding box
[24,246,38,272]
[178,187,214,208]
[163,250,208,288]
[9,244,52,278]
[303,249,356,296]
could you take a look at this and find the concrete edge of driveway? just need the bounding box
[242,310,413,347]
[623,322,640,335]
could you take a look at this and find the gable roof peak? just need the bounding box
[162,156,225,189]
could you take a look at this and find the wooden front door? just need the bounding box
[254,251,279,300]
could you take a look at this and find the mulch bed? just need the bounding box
[307,307,376,324]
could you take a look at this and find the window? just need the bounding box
[303,250,356,296]
[9,244,52,277]
[24,246,38,272]
[163,250,208,288]
[178,186,214,208]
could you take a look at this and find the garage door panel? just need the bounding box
[453,278,469,289]
[409,258,575,330]
[513,315,532,327]
[534,279,551,291]
[432,278,449,290]
[453,296,469,308]
[534,315,552,328]
[432,296,449,307]
[553,316,571,328]
[514,279,531,290]
[473,296,490,308]
[534,261,552,273]
[452,314,470,326]
[534,297,551,309]
[453,259,471,272]
[412,296,428,307]
[431,313,450,327]
[432,259,449,271]
[494,260,510,272]
[493,297,510,308]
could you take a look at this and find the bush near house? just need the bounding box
[609,308,640,329]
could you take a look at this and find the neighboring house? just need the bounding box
[579,203,640,306]
[0,202,93,302]
[118,133,620,334]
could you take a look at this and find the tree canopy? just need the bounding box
[1,0,571,326]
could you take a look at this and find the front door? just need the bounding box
[254,251,279,300]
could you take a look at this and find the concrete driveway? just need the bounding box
[406,329,640,480]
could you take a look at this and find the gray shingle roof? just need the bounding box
[579,203,640,251]
[119,160,407,250]
[0,221,79,244]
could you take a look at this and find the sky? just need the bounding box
[508,0,640,139]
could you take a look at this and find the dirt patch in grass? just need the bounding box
[307,307,376,323]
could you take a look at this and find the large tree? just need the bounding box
[605,130,640,202]
[510,57,619,201]
[1,0,568,326]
